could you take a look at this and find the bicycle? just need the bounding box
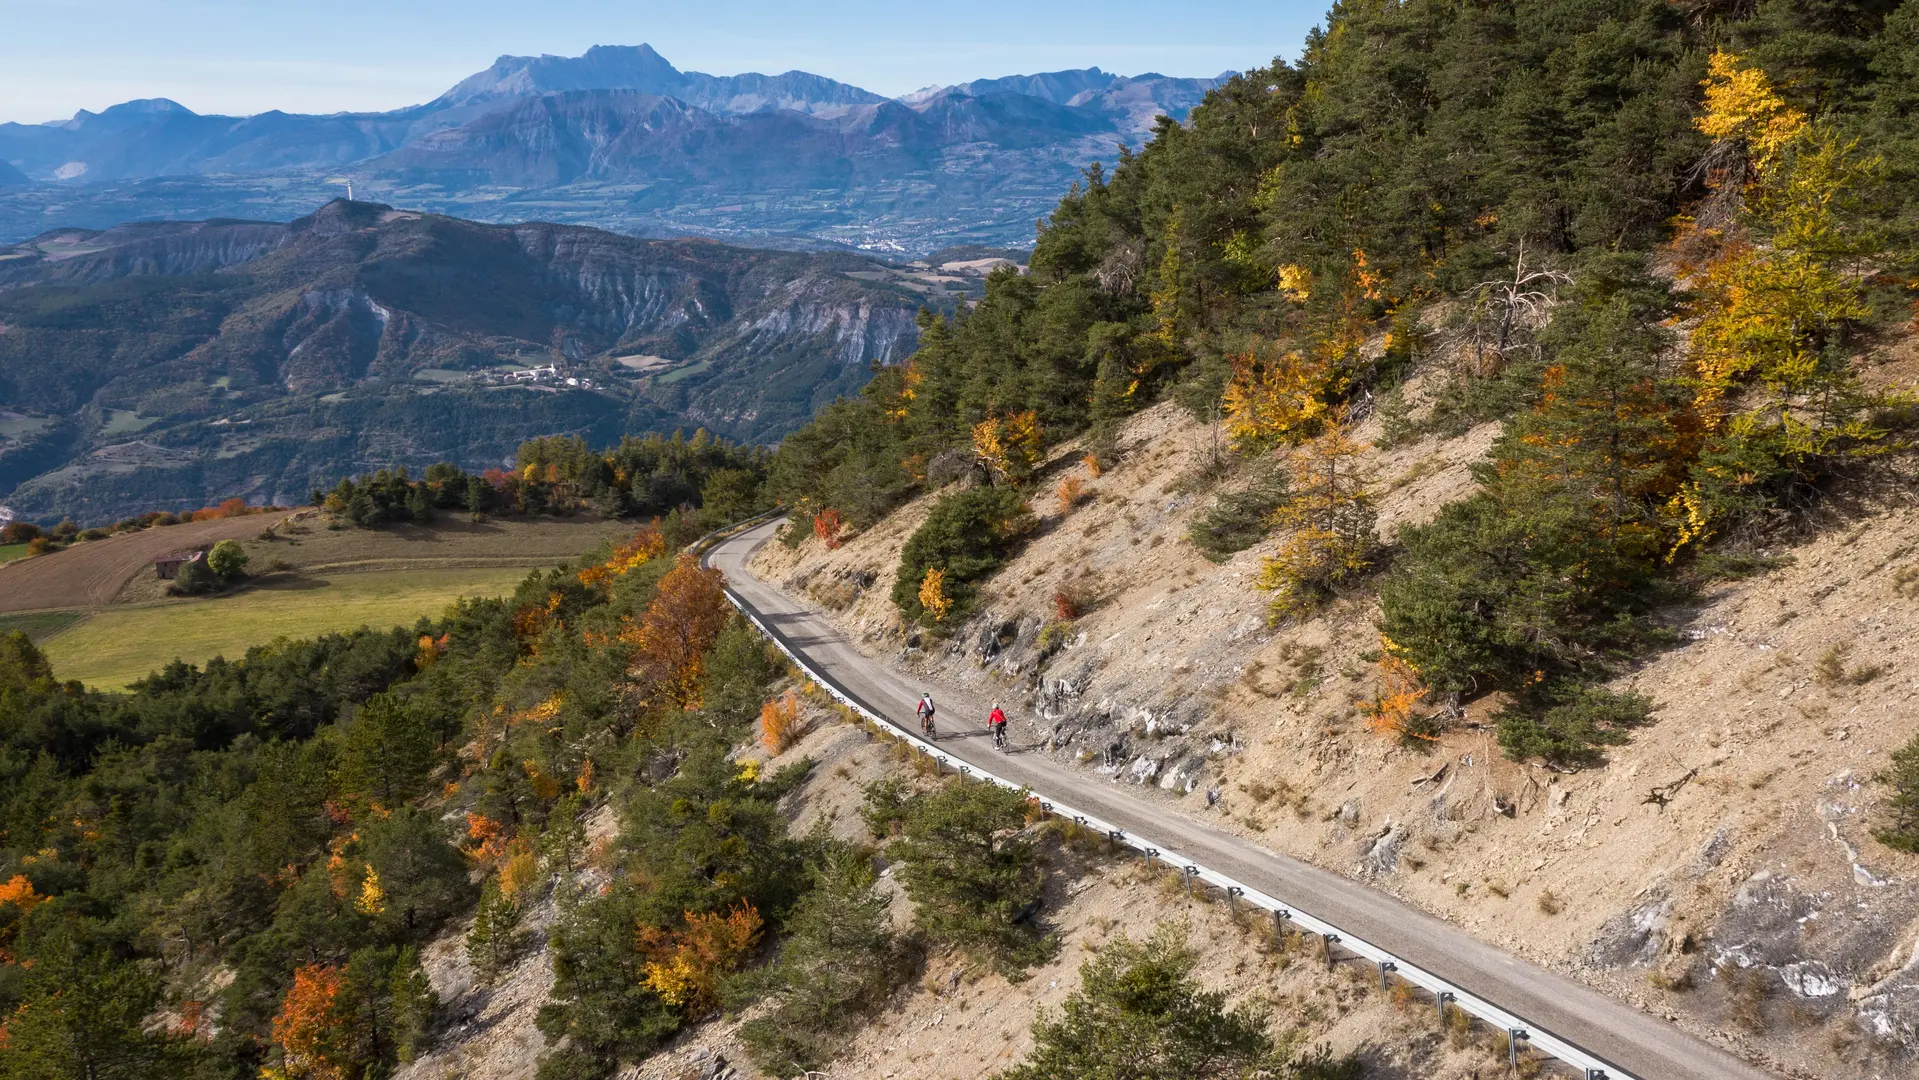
[991,721,1007,752]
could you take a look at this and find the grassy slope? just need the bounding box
[0,543,28,565]
[40,566,532,688]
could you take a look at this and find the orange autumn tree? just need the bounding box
[266,964,348,1080]
[812,508,845,549]
[0,875,42,963]
[624,553,730,713]
[760,689,803,753]
[639,904,764,1013]
[577,522,668,589]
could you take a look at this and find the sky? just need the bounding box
[0,0,1327,123]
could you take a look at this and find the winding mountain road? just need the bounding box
[707,519,1778,1080]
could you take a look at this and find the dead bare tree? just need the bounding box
[1455,241,1573,378]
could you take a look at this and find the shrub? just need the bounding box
[1494,685,1655,768]
[811,508,845,549]
[892,486,1034,624]
[1187,462,1291,561]
[858,776,913,839]
[761,689,803,754]
[169,555,216,594]
[1056,475,1086,513]
[1052,581,1094,621]
[0,521,39,544]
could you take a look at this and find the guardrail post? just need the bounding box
[1039,801,1053,819]
[1108,829,1123,854]
[1183,865,1197,897]
[1321,933,1339,968]
[1377,960,1396,990]
[1508,1028,1527,1070]
[1585,1071,1608,1080]
[1144,847,1159,870]
[1273,909,1291,940]
[1226,885,1243,913]
[934,756,945,776]
[1436,990,1453,1027]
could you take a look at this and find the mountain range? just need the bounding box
[0,45,1232,253]
[0,199,939,523]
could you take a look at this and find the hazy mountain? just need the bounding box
[906,67,1232,134]
[0,200,928,521]
[0,46,1238,253]
[434,44,886,117]
[0,158,26,186]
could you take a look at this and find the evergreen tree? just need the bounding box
[466,877,526,984]
[890,781,1052,972]
[996,925,1357,1080]
[733,843,907,1077]
[338,694,439,810]
[1875,732,1919,854]
[360,807,472,935]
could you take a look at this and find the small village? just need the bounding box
[467,362,599,391]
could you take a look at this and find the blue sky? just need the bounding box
[0,0,1327,123]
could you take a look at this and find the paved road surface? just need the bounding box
[708,520,1779,1080]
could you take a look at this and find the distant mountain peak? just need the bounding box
[431,43,880,118]
[60,97,195,131]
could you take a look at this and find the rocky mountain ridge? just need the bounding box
[0,45,1232,253]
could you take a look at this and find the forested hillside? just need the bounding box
[774,0,1919,763]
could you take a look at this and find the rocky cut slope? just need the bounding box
[0,199,921,523]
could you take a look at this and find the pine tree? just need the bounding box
[996,925,1358,1080]
[891,781,1051,972]
[338,694,439,810]
[735,845,905,1077]
[360,807,472,934]
[466,877,526,984]
[1875,733,1919,854]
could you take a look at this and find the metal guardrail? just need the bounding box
[698,516,1638,1080]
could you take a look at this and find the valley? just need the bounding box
[0,200,928,523]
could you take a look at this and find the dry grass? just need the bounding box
[0,511,297,612]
